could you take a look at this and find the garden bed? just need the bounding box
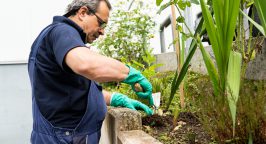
[105,70,266,143]
[142,112,213,144]
[141,71,266,143]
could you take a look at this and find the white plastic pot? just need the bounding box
[152,92,161,109]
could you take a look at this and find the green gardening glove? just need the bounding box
[122,66,154,105]
[110,92,153,116]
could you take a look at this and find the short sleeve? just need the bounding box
[49,24,86,71]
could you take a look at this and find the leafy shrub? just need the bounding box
[94,0,155,64]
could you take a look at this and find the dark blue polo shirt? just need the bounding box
[33,16,91,129]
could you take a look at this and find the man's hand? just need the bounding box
[122,66,154,105]
[110,92,153,116]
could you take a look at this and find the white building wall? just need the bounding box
[0,0,72,63]
[0,0,204,61]
[0,64,31,143]
[0,1,73,143]
[150,3,173,54]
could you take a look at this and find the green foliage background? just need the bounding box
[95,1,156,64]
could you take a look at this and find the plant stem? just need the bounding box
[241,1,245,57]
[247,6,255,54]
[175,4,193,36]
[237,6,241,53]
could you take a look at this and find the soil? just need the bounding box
[142,112,213,144]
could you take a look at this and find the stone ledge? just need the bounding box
[118,130,162,144]
[100,107,163,144]
[100,107,142,144]
[108,107,142,131]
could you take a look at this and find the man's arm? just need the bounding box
[102,90,153,115]
[102,90,112,105]
[65,47,129,82]
[65,47,154,106]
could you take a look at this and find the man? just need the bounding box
[28,0,153,143]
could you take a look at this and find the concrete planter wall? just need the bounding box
[100,107,162,144]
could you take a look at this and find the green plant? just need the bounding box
[186,72,266,143]
[156,0,220,130]
[103,49,162,105]
[237,1,265,80]
[156,0,257,142]
[239,0,266,37]
[95,0,155,64]
[198,0,242,139]
[156,0,206,124]
[196,0,266,142]
[240,9,265,36]
[150,78,162,93]
[254,0,266,34]
[167,15,206,111]
[97,0,161,104]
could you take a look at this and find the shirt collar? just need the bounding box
[52,16,86,42]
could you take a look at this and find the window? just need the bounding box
[159,15,175,53]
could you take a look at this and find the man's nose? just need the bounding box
[99,28,104,35]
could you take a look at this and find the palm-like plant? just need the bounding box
[199,0,242,137]
[254,0,266,33]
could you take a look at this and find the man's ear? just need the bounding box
[77,6,88,21]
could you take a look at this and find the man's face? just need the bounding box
[82,1,110,43]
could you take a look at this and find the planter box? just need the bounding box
[100,107,162,144]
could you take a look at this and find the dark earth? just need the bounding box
[142,112,213,144]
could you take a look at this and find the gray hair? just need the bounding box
[66,0,112,14]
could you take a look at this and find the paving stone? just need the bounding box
[118,130,162,144]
